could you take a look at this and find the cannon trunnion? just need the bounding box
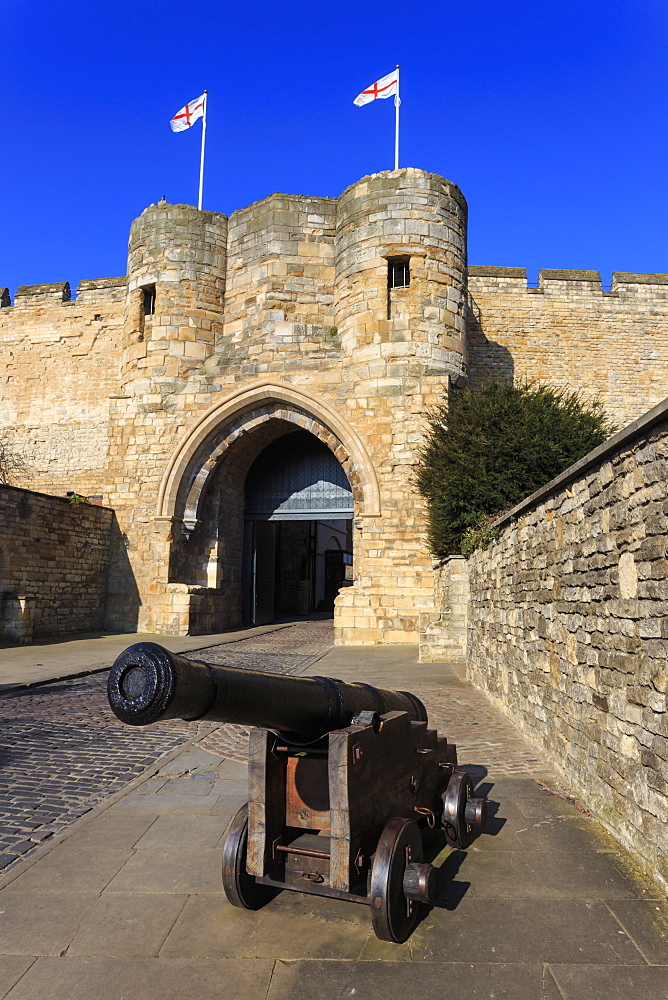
[107,642,486,943]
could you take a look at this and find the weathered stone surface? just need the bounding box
[0,486,113,642]
[2,170,668,646]
[0,170,470,644]
[462,416,668,892]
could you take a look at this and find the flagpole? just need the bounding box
[198,91,208,211]
[394,66,400,171]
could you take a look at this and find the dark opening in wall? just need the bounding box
[387,256,410,319]
[142,284,156,316]
[388,257,410,290]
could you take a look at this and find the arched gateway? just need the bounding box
[156,381,380,634]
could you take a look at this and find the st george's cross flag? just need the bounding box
[353,69,399,107]
[170,94,206,132]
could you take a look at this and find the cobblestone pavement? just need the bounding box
[409,677,552,779]
[0,621,334,873]
[198,625,553,781]
[196,619,334,761]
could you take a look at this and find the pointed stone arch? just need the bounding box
[156,380,381,529]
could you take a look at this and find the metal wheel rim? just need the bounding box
[442,771,474,849]
[221,803,279,910]
[369,817,424,943]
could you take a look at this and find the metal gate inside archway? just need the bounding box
[243,430,354,625]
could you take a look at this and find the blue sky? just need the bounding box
[2,0,667,294]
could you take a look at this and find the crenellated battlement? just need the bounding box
[467,263,668,427]
[468,265,668,295]
[0,276,126,310]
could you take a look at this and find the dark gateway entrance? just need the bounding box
[242,431,354,625]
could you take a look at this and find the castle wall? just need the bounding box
[104,197,345,634]
[468,267,668,427]
[463,399,668,891]
[101,169,469,642]
[3,171,668,645]
[0,485,114,642]
[0,278,125,497]
[332,170,468,642]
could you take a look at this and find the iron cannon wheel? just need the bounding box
[222,803,280,910]
[442,770,476,849]
[369,817,424,943]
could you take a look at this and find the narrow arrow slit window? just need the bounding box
[142,284,156,316]
[388,257,410,289]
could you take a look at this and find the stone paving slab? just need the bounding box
[133,815,228,851]
[0,891,98,956]
[67,893,188,957]
[263,960,553,1000]
[549,965,668,1000]
[604,899,668,965]
[7,847,133,894]
[105,846,225,894]
[410,898,648,964]
[63,814,157,850]
[160,891,369,961]
[0,623,666,1000]
[2,957,275,1000]
[456,847,644,900]
[0,960,33,1000]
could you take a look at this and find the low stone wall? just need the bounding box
[466,398,668,890]
[0,486,114,642]
[419,557,469,662]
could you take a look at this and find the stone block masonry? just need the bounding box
[0,486,114,642]
[2,170,668,644]
[467,267,668,428]
[0,277,125,499]
[464,397,668,891]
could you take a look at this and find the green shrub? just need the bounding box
[460,522,501,558]
[416,382,615,559]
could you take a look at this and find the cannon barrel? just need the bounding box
[107,642,428,740]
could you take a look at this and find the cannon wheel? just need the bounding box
[442,770,475,849]
[369,817,424,943]
[222,804,280,910]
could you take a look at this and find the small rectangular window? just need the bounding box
[142,284,156,315]
[388,257,410,289]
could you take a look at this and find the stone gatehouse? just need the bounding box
[1,168,667,643]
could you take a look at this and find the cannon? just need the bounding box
[107,642,487,943]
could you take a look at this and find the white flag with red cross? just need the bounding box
[170,93,206,132]
[353,69,399,107]
[169,91,209,211]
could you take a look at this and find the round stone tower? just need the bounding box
[121,201,227,387]
[331,169,469,645]
[334,168,468,381]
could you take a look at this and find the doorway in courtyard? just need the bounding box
[242,431,354,626]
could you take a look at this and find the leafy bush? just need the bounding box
[460,521,501,558]
[416,382,615,559]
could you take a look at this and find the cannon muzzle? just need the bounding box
[107,642,427,740]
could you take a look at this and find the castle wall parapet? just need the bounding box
[14,282,71,304]
[469,265,668,295]
[468,264,668,425]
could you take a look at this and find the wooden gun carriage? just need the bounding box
[107,642,486,943]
